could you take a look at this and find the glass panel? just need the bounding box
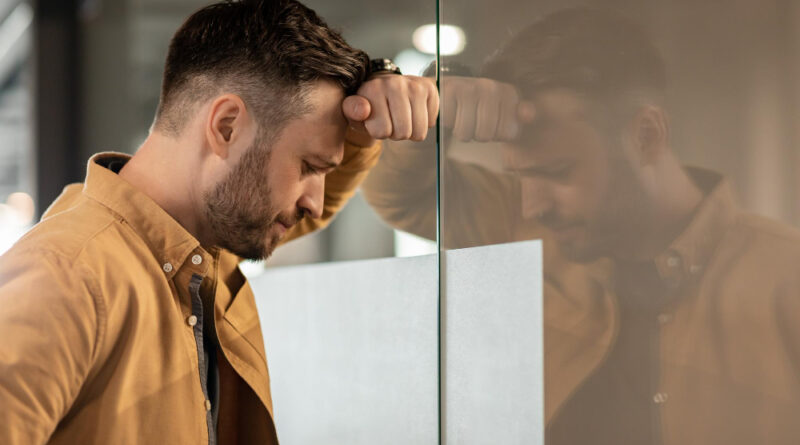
[253,254,438,444]
[442,240,543,444]
[366,0,800,443]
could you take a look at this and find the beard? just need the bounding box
[203,138,284,261]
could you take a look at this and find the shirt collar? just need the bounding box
[82,152,205,280]
[652,167,739,289]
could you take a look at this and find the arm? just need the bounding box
[0,250,101,444]
[361,76,537,247]
[280,140,382,244]
[280,73,439,245]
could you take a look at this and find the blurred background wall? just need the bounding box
[1,0,798,263]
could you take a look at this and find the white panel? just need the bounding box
[443,240,544,445]
[252,255,439,445]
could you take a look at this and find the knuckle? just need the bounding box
[366,120,391,139]
[408,80,424,95]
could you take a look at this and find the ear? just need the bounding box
[205,94,252,160]
[629,105,669,165]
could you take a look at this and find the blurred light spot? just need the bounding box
[394,230,436,257]
[413,24,466,56]
[393,48,435,77]
[0,192,35,255]
[7,192,34,225]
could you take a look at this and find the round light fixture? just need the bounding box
[412,24,466,56]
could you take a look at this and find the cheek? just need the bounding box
[266,164,306,210]
[565,163,612,217]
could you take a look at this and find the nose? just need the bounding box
[297,175,325,220]
[520,176,554,220]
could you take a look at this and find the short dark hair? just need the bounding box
[154,0,369,137]
[482,8,667,121]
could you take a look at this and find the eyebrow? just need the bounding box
[310,155,341,169]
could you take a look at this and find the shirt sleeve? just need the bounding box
[279,140,383,245]
[0,248,102,445]
[361,140,524,248]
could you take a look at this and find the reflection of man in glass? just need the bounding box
[363,7,800,443]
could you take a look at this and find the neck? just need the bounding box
[617,156,704,262]
[118,132,211,245]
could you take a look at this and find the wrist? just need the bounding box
[367,58,402,78]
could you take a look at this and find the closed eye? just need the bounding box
[301,161,321,176]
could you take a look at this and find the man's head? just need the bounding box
[483,8,672,261]
[152,0,368,260]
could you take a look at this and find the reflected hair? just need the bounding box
[153,0,369,138]
[482,7,667,124]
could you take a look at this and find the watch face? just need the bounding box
[370,58,402,75]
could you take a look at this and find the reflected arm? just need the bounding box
[361,138,528,248]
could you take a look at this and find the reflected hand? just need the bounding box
[343,75,440,147]
[442,76,536,142]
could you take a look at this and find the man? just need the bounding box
[363,7,800,444]
[0,0,438,443]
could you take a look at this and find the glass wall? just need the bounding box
[367,0,800,443]
[439,0,798,443]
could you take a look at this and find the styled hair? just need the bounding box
[153,0,369,137]
[482,7,667,119]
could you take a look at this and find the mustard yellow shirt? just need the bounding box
[0,141,380,445]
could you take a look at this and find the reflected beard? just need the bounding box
[204,143,278,261]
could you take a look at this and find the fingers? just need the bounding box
[442,76,532,142]
[363,95,393,140]
[426,81,440,129]
[453,88,478,142]
[410,84,430,141]
[352,75,438,142]
[386,87,413,140]
[474,91,501,142]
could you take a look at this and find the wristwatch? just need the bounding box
[369,58,402,76]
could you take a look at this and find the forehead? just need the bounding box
[503,88,607,167]
[277,80,347,159]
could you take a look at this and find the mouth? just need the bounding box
[273,221,289,235]
[273,217,297,235]
[548,223,584,241]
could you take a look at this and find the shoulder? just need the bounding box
[709,212,800,296]
[728,212,800,258]
[10,197,120,264]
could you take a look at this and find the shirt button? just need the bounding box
[657,313,673,325]
[653,392,669,404]
[162,262,173,273]
[666,255,681,268]
[204,399,212,411]
[186,315,198,327]
[191,254,203,265]
[690,264,703,275]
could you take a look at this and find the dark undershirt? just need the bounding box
[546,262,668,445]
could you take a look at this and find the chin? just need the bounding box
[558,241,605,264]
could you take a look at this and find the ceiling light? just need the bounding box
[412,24,466,56]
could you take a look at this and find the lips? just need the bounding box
[274,217,297,235]
[548,223,584,241]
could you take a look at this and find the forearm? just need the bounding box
[361,139,438,240]
[280,140,383,244]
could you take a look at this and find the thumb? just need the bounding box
[342,95,371,123]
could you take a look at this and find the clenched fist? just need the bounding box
[343,75,440,147]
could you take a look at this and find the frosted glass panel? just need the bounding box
[252,255,438,445]
[443,240,544,444]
